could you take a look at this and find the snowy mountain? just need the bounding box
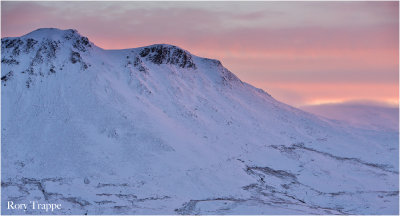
[301,103,399,132]
[1,28,398,215]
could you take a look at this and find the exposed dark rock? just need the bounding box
[25,38,38,53]
[61,197,91,207]
[31,49,44,66]
[133,56,148,73]
[1,71,14,84]
[26,77,32,88]
[1,58,19,65]
[115,194,137,199]
[95,200,116,205]
[64,29,80,40]
[202,58,222,67]
[73,36,91,52]
[246,166,298,182]
[136,195,170,202]
[3,38,23,49]
[49,65,56,74]
[31,40,59,66]
[139,45,196,69]
[96,193,113,197]
[2,38,24,56]
[221,67,241,85]
[96,183,129,188]
[71,51,81,64]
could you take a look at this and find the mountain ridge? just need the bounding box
[2,28,253,94]
[4,28,225,71]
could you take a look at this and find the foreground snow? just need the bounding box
[1,28,398,214]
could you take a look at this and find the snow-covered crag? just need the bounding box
[1,28,398,215]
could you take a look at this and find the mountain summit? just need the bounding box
[2,28,244,90]
[1,28,398,215]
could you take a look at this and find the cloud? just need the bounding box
[261,82,398,107]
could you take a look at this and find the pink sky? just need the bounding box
[2,1,398,107]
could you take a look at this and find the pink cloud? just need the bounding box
[262,82,399,107]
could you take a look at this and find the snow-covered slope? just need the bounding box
[1,28,398,215]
